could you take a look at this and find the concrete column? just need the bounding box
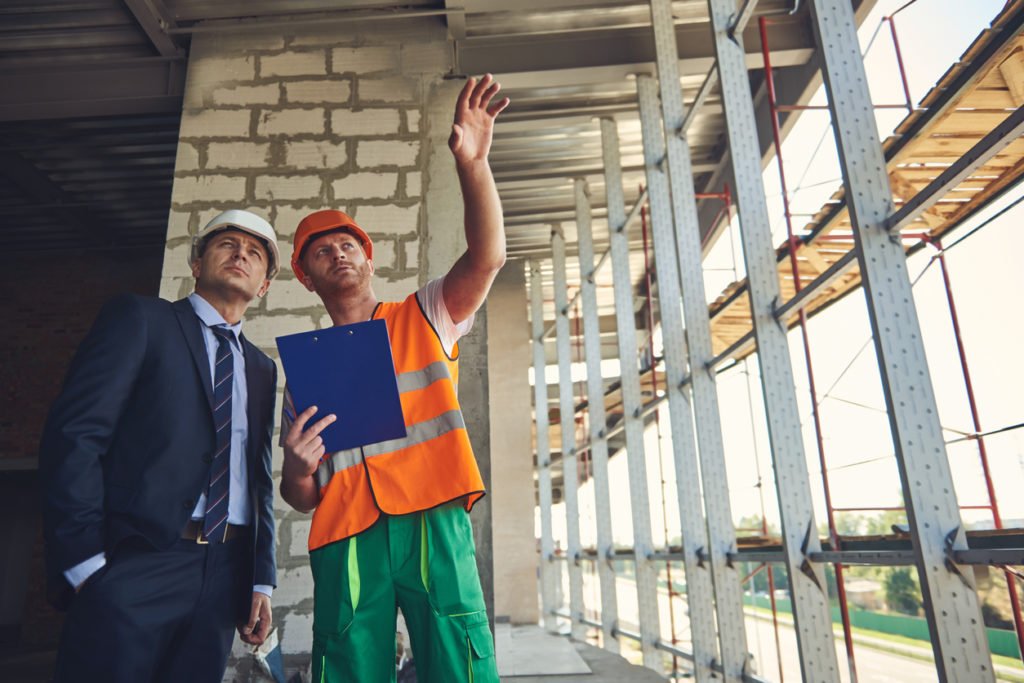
[160,19,481,679]
[486,261,538,625]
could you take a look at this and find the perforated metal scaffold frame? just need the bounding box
[551,224,587,641]
[573,178,621,653]
[648,0,752,677]
[706,0,840,678]
[636,72,722,683]
[529,259,558,633]
[601,116,662,668]
[807,1,995,679]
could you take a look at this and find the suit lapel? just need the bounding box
[242,334,262,469]
[173,298,215,413]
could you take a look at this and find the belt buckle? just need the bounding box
[196,532,209,545]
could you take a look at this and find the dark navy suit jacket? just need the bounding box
[40,294,277,608]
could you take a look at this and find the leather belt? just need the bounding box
[181,519,247,544]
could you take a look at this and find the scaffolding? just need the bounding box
[528,1,1024,681]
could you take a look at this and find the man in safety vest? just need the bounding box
[280,74,509,682]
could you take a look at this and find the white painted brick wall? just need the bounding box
[280,612,314,654]
[289,520,313,557]
[273,206,322,238]
[161,242,194,278]
[206,142,271,169]
[404,238,419,270]
[286,140,347,169]
[406,109,421,133]
[254,175,322,202]
[166,211,191,240]
[354,203,420,233]
[331,109,401,136]
[212,83,280,106]
[186,55,255,90]
[331,172,397,200]
[179,110,252,138]
[372,239,397,270]
[358,77,418,103]
[172,175,247,202]
[257,109,326,137]
[405,171,421,197]
[272,565,314,607]
[243,313,320,344]
[356,140,418,168]
[174,143,199,173]
[265,278,318,311]
[284,79,352,104]
[331,46,399,74]
[260,50,328,78]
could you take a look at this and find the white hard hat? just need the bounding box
[189,210,280,279]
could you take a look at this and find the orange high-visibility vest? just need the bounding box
[308,292,484,551]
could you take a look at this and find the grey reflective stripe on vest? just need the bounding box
[395,360,451,393]
[313,362,461,488]
[315,447,362,489]
[363,409,466,458]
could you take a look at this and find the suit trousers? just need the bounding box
[53,535,250,683]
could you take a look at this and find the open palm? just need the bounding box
[448,74,510,164]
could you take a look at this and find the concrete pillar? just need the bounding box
[486,261,538,625]
[160,19,483,678]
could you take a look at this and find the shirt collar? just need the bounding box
[188,292,243,345]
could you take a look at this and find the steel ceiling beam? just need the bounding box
[0,58,185,122]
[122,0,183,57]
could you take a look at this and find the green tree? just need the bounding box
[885,567,922,615]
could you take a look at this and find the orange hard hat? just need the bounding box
[291,209,373,281]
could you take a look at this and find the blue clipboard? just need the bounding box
[276,319,406,453]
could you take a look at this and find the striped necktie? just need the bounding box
[203,325,234,542]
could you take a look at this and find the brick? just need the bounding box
[403,238,419,270]
[331,109,400,136]
[370,239,397,270]
[254,175,322,202]
[273,206,321,238]
[257,108,325,137]
[288,520,312,557]
[265,277,318,311]
[260,50,327,78]
[174,143,199,173]
[374,276,418,303]
[404,171,421,198]
[331,46,399,74]
[244,313,317,345]
[406,109,420,133]
[172,174,247,203]
[211,83,280,106]
[284,79,351,104]
[206,141,271,169]
[187,55,256,88]
[162,242,195,278]
[358,77,418,104]
[354,204,419,234]
[356,140,418,168]
[286,140,347,169]
[273,564,313,607]
[281,611,313,654]
[179,109,251,138]
[165,210,192,241]
[332,172,397,200]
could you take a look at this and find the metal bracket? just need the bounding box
[695,545,708,569]
[943,526,975,590]
[799,520,824,592]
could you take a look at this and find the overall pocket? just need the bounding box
[310,537,359,636]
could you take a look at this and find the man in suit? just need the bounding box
[40,210,280,682]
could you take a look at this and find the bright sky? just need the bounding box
[549,0,1023,548]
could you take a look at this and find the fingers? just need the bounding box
[468,73,493,109]
[287,407,336,447]
[488,96,511,118]
[242,597,260,635]
[478,79,501,112]
[254,600,273,642]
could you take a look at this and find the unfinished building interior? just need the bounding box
[0,1,1022,681]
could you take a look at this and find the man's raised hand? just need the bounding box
[448,74,510,164]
